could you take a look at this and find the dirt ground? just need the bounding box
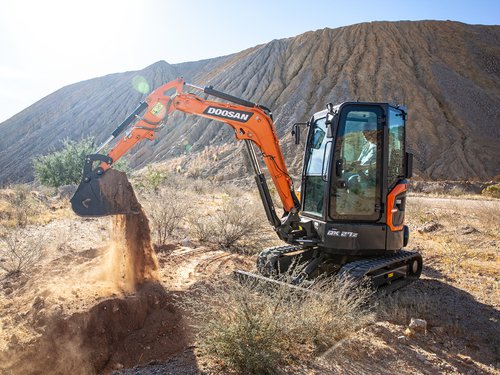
[0,192,498,374]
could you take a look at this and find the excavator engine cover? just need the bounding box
[71,169,140,217]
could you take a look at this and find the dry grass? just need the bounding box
[0,184,72,231]
[0,232,45,277]
[377,288,435,325]
[0,185,44,228]
[189,196,269,254]
[142,188,191,245]
[481,183,500,198]
[182,276,374,374]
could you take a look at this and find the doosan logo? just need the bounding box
[204,106,253,122]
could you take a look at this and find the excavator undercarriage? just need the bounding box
[237,245,422,293]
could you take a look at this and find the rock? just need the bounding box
[458,226,478,235]
[418,221,443,233]
[57,184,78,199]
[409,318,427,333]
[4,287,13,295]
[180,238,193,248]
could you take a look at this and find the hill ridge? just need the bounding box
[0,20,498,183]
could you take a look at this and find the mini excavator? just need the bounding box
[71,77,422,291]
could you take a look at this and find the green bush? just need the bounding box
[33,138,94,188]
[481,184,500,198]
[142,167,168,192]
[33,138,129,188]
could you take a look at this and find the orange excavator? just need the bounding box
[71,77,422,290]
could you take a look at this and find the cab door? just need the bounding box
[386,106,408,249]
[329,104,384,221]
[301,117,332,219]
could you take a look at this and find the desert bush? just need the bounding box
[0,185,46,228]
[0,233,45,276]
[183,276,374,374]
[189,197,265,253]
[33,138,129,188]
[33,138,95,188]
[143,188,191,245]
[142,167,168,192]
[481,184,500,198]
[447,186,466,196]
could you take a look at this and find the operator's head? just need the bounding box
[362,129,378,143]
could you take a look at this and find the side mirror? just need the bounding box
[405,152,413,179]
[291,122,307,145]
[325,103,336,138]
[325,112,335,126]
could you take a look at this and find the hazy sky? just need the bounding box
[0,0,498,123]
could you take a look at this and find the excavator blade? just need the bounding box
[233,270,314,294]
[70,169,140,217]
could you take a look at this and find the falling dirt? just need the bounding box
[71,169,160,293]
[105,213,159,291]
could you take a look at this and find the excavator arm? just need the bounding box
[71,78,300,231]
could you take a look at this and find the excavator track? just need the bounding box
[256,244,304,276]
[237,247,422,294]
[338,250,423,293]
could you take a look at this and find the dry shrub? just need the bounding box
[481,184,500,198]
[0,232,45,277]
[134,166,168,193]
[189,197,265,253]
[183,276,374,374]
[0,185,45,228]
[142,188,190,245]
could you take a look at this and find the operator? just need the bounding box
[351,129,377,169]
[340,123,378,215]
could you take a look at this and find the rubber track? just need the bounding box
[257,244,301,265]
[338,250,420,278]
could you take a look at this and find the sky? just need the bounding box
[0,0,498,123]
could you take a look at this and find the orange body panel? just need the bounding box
[101,78,296,212]
[386,183,407,231]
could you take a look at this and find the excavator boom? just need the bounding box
[71,78,298,225]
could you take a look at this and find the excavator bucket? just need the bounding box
[70,169,140,217]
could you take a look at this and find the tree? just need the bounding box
[33,138,129,188]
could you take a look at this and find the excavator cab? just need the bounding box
[299,102,412,254]
[254,102,422,290]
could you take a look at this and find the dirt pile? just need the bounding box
[0,283,188,375]
[0,172,181,375]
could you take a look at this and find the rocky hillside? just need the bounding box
[0,20,499,184]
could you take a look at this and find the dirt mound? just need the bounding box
[0,283,189,375]
[0,173,176,375]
